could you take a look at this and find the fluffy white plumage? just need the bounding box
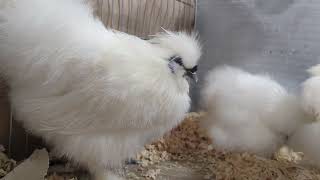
[0,0,201,179]
[288,122,320,166]
[300,64,320,120]
[288,64,320,167]
[200,66,305,157]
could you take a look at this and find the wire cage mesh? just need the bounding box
[0,0,197,160]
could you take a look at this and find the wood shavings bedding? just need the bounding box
[126,112,320,180]
[0,145,16,178]
[2,112,320,180]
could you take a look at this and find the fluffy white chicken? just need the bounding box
[0,0,201,179]
[288,64,320,167]
[299,64,320,120]
[200,66,305,157]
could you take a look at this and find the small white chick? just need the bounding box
[288,122,320,166]
[300,64,320,120]
[288,64,320,167]
[200,66,305,157]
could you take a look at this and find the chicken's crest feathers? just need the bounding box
[149,31,202,69]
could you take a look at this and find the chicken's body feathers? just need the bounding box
[0,0,200,178]
[201,66,305,157]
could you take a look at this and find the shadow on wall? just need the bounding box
[191,0,268,110]
[255,0,294,15]
[0,78,10,151]
[192,0,320,110]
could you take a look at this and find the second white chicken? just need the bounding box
[288,64,320,167]
[200,66,305,157]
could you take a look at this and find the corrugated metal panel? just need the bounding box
[93,0,196,38]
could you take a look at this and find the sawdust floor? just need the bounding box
[49,162,208,180]
[125,161,208,180]
[127,114,317,179]
[3,113,320,180]
[123,152,320,180]
[45,113,320,180]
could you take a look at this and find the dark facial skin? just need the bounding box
[169,56,198,82]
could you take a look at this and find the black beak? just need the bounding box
[185,71,198,83]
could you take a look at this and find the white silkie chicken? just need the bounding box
[0,0,201,179]
[200,66,306,157]
[288,64,320,167]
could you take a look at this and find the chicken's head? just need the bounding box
[150,31,202,83]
